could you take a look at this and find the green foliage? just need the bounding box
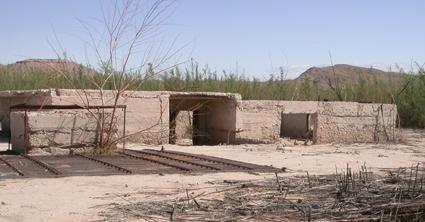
[0,64,423,128]
[397,70,425,128]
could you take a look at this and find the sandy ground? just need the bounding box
[0,129,424,221]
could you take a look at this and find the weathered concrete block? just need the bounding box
[11,109,119,153]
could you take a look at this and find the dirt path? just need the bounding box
[0,129,424,221]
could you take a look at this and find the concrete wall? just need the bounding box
[315,102,398,143]
[236,101,318,143]
[10,109,112,154]
[51,89,170,145]
[3,89,239,152]
[237,100,397,144]
[10,111,26,154]
[2,89,398,151]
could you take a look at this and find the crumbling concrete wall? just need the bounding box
[315,102,398,143]
[10,109,115,154]
[51,89,170,145]
[236,101,318,143]
[237,100,397,144]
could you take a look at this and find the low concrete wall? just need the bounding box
[236,100,397,144]
[10,109,116,154]
[236,101,318,143]
[315,102,397,143]
[51,89,170,145]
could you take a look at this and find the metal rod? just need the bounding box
[24,110,27,155]
[128,149,221,171]
[8,106,11,151]
[119,151,191,172]
[146,149,254,170]
[0,156,24,176]
[123,106,127,152]
[75,154,132,174]
[21,154,62,176]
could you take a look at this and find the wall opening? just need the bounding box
[169,95,236,145]
[280,113,313,139]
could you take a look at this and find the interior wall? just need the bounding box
[173,110,193,145]
[10,111,26,154]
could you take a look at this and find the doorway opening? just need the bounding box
[169,94,237,145]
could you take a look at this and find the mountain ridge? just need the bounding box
[295,64,403,87]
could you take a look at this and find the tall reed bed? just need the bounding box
[0,64,423,128]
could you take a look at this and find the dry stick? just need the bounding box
[111,193,160,222]
[352,171,356,195]
[420,165,424,192]
[408,164,414,196]
[344,171,348,193]
[380,210,385,222]
[306,171,312,188]
[170,204,175,221]
[275,172,283,193]
[184,189,203,210]
[185,189,190,206]
[363,162,369,183]
[394,188,403,220]
[412,163,420,196]
[307,205,312,222]
[415,206,420,221]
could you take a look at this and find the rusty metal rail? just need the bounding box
[146,149,254,170]
[21,154,62,176]
[118,151,191,172]
[0,156,24,176]
[1,150,278,179]
[126,149,221,171]
[75,154,132,174]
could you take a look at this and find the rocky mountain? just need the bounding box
[1,59,96,76]
[295,64,403,87]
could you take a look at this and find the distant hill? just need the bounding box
[295,64,403,87]
[1,59,96,76]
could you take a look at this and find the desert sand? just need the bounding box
[0,128,424,221]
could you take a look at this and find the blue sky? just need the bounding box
[1,0,424,79]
